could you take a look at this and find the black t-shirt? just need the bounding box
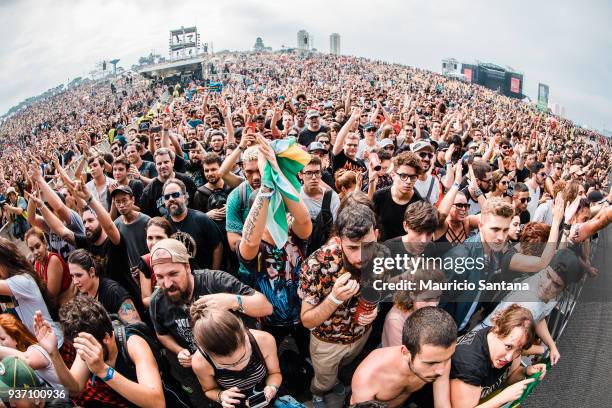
[140,172,198,217]
[519,209,530,225]
[174,155,187,174]
[373,187,423,241]
[140,151,154,163]
[298,126,329,147]
[516,167,530,183]
[149,269,255,352]
[450,327,510,400]
[166,209,223,269]
[97,278,130,315]
[332,150,367,175]
[193,183,233,214]
[74,233,140,301]
[127,179,145,206]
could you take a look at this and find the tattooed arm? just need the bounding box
[118,299,141,324]
[238,186,272,261]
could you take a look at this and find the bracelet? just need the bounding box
[267,384,279,394]
[328,293,343,305]
[217,390,223,403]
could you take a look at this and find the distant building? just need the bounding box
[297,30,311,51]
[330,33,341,55]
[253,37,271,52]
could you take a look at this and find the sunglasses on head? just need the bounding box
[163,191,182,201]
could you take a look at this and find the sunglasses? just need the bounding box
[418,152,434,159]
[519,197,531,203]
[453,203,470,209]
[210,121,220,126]
[163,191,182,201]
[500,180,508,185]
[384,145,395,150]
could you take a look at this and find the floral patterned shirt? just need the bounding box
[298,237,370,344]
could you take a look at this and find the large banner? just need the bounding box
[510,77,521,94]
[538,83,550,107]
[464,68,473,82]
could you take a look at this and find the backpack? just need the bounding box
[305,190,334,257]
[111,316,192,408]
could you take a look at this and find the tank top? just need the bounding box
[35,252,71,292]
[199,330,268,396]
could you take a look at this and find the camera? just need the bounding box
[149,125,162,133]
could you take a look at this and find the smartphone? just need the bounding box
[246,123,257,132]
[149,125,162,133]
[247,391,267,408]
[182,142,196,151]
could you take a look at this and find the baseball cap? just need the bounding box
[550,248,583,285]
[379,139,394,148]
[5,187,16,196]
[410,140,435,153]
[110,185,134,198]
[151,238,191,266]
[364,122,377,131]
[306,110,320,119]
[569,165,585,176]
[308,141,327,153]
[0,356,42,389]
[323,102,334,109]
[437,141,450,151]
[587,190,604,204]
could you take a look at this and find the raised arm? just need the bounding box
[333,107,361,156]
[74,181,121,245]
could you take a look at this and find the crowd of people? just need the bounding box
[0,51,611,408]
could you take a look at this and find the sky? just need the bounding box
[1,0,610,131]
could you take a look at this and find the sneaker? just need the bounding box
[312,394,327,408]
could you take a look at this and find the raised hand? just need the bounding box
[33,311,58,354]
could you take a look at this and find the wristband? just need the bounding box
[236,295,244,313]
[328,294,343,305]
[217,390,223,403]
[259,186,274,198]
[452,182,460,189]
[474,188,483,198]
